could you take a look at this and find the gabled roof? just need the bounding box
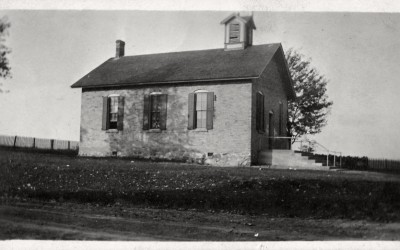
[220,13,256,29]
[72,44,276,88]
[71,43,295,99]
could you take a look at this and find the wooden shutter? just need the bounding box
[206,92,214,130]
[256,92,265,132]
[261,95,265,131]
[143,94,150,130]
[117,96,125,131]
[188,93,196,130]
[279,102,283,135]
[102,96,109,130]
[229,23,240,42]
[160,94,168,130]
[256,93,260,131]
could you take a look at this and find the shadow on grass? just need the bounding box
[0,146,78,157]
[11,179,400,222]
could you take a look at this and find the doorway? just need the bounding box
[268,112,274,149]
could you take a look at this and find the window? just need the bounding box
[195,92,207,129]
[229,23,240,43]
[256,92,265,132]
[150,94,162,129]
[143,93,168,130]
[102,95,124,131]
[109,96,119,129]
[188,91,214,130]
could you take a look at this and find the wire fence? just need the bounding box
[0,134,79,154]
[1,134,400,172]
[301,153,400,173]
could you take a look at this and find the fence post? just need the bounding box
[340,153,342,167]
[33,138,35,148]
[13,136,17,148]
[68,141,70,150]
[51,139,54,150]
[334,155,336,167]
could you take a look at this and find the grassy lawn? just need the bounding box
[1,148,400,222]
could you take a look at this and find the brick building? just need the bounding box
[71,13,295,167]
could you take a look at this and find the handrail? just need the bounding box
[265,136,342,167]
[297,138,342,168]
[313,140,329,152]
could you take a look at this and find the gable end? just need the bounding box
[257,45,295,100]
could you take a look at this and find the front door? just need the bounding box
[268,112,274,149]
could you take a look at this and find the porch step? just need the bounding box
[258,150,329,170]
[294,151,329,166]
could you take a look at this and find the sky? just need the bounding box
[0,3,400,159]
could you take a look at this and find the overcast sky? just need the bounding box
[0,8,399,159]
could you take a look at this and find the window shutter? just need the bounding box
[256,93,260,131]
[143,94,150,130]
[117,96,125,131]
[279,102,283,135]
[256,92,265,132]
[206,92,214,130]
[160,94,168,130]
[261,95,265,132]
[187,93,196,130]
[102,96,109,130]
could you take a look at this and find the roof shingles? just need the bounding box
[71,44,281,88]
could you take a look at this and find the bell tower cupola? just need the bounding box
[220,12,256,51]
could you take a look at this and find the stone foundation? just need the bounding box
[79,150,250,167]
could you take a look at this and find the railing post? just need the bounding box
[13,136,17,148]
[33,137,35,148]
[51,139,54,150]
[326,151,329,167]
[68,141,70,150]
[340,153,342,167]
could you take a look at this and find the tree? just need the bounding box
[0,16,11,93]
[285,48,333,144]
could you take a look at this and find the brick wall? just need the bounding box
[79,81,252,166]
[251,53,289,164]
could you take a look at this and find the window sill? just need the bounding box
[148,129,162,133]
[192,128,208,132]
[106,129,119,133]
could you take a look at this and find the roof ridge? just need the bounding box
[117,43,280,59]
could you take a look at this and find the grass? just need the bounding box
[1,148,400,222]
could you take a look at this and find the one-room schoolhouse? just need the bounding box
[71,13,296,167]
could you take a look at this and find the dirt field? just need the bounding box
[1,198,400,241]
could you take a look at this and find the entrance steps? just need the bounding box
[258,150,330,171]
[294,151,329,166]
